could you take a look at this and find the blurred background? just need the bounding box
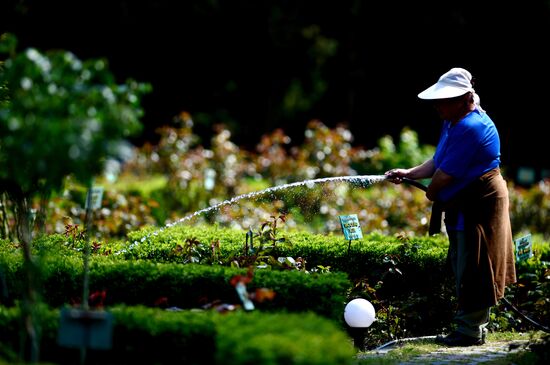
[2,0,549,185]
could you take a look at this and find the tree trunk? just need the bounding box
[0,192,13,240]
[13,195,40,363]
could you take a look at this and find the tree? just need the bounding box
[0,32,151,362]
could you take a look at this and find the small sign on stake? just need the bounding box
[57,308,113,350]
[339,214,363,240]
[235,282,255,311]
[339,214,363,254]
[514,234,533,263]
[85,186,104,210]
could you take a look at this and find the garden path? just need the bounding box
[357,339,531,364]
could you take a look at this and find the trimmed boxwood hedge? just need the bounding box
[0,304,355,365]
[4,227,547,357]
[120,225,452,299]
[0,250,351,321]
[0,227,453,326]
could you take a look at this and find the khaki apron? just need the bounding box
[438,168,517,311]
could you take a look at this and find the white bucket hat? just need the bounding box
[418,68,474,100]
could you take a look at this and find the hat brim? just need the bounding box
[418,84,471,100]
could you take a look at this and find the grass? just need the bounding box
[352,331,548,365]
[102,173,168,197]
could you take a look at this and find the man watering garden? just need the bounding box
[385,68,517,346]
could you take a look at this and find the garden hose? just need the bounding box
[399,177,550,334]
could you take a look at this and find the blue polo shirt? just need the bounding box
[433,109,500,229]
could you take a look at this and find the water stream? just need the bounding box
[127,174,387,248]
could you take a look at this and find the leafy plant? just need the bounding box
[170,237,206,264]
[0,32,150,362]
[226,214,295,270]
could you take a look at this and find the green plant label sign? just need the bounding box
[514,234,533,262]
[339,214,363,240]
[57,308,113,350]
[85,186,104,210]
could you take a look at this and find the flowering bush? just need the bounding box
[2,109,546,241]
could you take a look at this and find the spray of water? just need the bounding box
[124,174,387,250]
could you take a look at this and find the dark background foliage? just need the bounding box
[2,0,549,181]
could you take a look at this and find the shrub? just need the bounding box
[0,304,354,365]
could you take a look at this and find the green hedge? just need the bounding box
[120,226,451,298]
[0,251,350,321]
[0,305,355,365]
[0,228,452,327]
[212,310,355,365]
[2,228,547,345]
[121,226,450,277]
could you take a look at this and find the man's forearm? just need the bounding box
[408,159,435,180]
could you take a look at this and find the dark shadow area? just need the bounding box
[1,0,549,182]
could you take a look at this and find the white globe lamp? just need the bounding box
[344,298,376,328]
[344,298,376,350]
